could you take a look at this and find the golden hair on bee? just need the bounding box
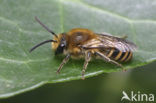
[30,17,137,80]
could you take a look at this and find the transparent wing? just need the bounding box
[82,33,137,52]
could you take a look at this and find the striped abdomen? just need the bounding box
[106,48,133,62]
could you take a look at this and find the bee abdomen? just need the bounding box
[106,48,132,62]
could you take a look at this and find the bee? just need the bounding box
[30,17,137,80]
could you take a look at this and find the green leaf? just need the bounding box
[0,0,156,98]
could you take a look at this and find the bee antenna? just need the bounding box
[35,16,58,38]
[29,39,57,53]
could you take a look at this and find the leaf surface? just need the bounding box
[0,0,156,98]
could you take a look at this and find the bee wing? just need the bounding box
[82,33,137,52]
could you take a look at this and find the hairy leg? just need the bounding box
[95,51,125,70]
[82,52,91,80]
[57,54,71,73]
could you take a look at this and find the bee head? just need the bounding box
[52,33,67,55]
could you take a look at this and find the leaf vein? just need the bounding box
[59,0,64,32]
[0,57,51,64]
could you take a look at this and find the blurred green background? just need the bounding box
[0,61,155,103]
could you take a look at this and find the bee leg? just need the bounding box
[56,54,71,74]
[82,52,91,80]
[95,52,125,70]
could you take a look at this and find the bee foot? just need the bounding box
[81,76,85,80]
[56,71,60,74]
[122,68,127,72]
